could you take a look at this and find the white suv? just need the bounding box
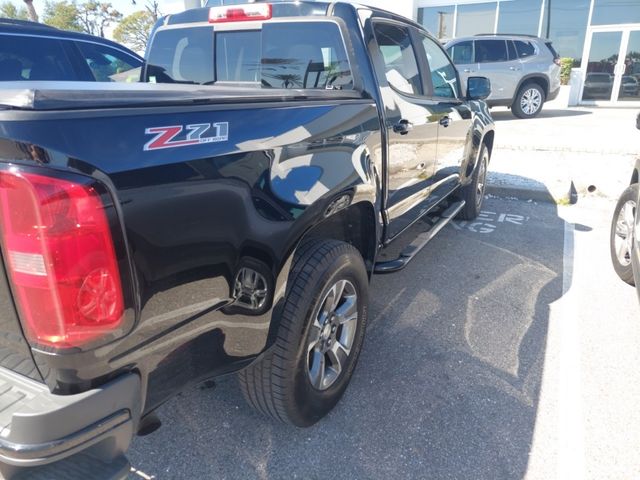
[445,34,561,119]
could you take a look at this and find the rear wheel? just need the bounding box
[512,83,545,119]
[239,239,368,427]
[457,143,489,220]
[610,184,638,285]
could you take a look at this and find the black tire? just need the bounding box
[512,83,545,119]
[239,239,368,427]
[457,143,489,220]
[610,184,638,285]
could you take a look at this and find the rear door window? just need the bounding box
[0,34,76,81]
[447,41,474,65]
[474,40,508,63]
[145,22,353,90]
[514,40,536,59]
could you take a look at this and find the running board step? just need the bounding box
[374,200,465,274]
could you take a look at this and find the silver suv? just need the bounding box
[445,34,561,119]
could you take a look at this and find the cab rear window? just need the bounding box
[145,21,353,90]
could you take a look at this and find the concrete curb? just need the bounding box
[495,145,638,156]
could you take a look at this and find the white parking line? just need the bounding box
[556,219,585,480]
[526,219,585,480]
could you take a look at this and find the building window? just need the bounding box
[496,0,542,37]
[541,0,590,63]
[591,0,640,26]
[418,6,455,41]
[456,2,497,37]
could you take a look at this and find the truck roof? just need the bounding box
[162,1,424,31]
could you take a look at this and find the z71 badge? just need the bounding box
[144,122,229,151]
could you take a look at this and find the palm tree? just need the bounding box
[23,0,38,21]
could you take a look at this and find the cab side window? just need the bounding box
[421,34,458,99]
[474,40,508,63]
[373,22,423,95]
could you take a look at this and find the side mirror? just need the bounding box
[636,112,640,130]
[467,76,491,101]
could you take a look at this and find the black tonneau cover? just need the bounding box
[0,81,363,111]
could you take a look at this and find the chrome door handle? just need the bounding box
[509,66,521,71]
[463,69,474,73]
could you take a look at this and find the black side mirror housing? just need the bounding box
[467,77,491,101]
[636,112,640,130]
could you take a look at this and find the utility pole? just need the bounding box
[545,0,551,38]
[437,11,446,39]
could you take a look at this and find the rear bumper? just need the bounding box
[0,369,141,479]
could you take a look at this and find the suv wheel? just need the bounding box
[512,83,545,119]
[610,184,638,285]
[239,239,368,427]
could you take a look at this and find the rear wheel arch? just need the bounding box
[299,201,379,278]
[513,74,550,103]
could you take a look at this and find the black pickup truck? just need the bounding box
[0,2,494,478]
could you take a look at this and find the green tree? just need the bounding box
[77,1,122,37]
[113,10,154,52]
[43,1,81,31]
[0,1,29,19]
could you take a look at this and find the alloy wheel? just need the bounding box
[614,200,636,266]
[306,279,358,391]
[521,88,542,115]
[476,152,488,209]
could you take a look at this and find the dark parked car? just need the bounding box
[610,113,640,301]
[0,3,494,478]
[0,18,142,82]
[583,72,613,100]
[621,75,639,99]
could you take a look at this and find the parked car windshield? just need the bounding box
[145,22,353,89]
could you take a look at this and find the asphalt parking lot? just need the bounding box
[128,195,640,479]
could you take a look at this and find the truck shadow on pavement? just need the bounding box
[128,196,567,480]
[491,109,592,121]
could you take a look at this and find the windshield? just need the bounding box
[144,21,353,90]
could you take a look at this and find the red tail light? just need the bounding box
[209,3,272,23]
[0,168,124,349]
